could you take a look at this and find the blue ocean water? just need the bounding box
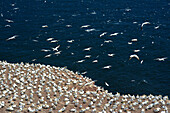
[0,0,169,96]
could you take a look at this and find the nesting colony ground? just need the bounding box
[0,61,169,113]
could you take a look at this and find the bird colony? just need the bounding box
[0,61,169,113]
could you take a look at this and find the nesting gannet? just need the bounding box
[83,47,92,51]
[52,45,60,51]
[108,54,115,57]
[105,82,109,86]
[6,35,18,41]
[141,22,151,30]
[110,33,119,36]
[154,57,167,61]
[100,32,107,37]
[80,25,90,28]
[129,54,140,60]
[103,65,112,69]
[42,25,48,28]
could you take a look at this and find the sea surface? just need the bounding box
[0,0,170,96]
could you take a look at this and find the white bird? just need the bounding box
[85,28,96,32]
[42,25,48,28]
[54,51,62,55]
[141,22,151,30]
[154,26,159,29]
[44,54,52,58]
[104,40,112,43]
[77,60,85,63]
[100,32,107,37]
[46,38,54,41]
[41,49,51,52]
[108,54,115,57]
[103,65,112,69]
[154,57,167,61]
[83,47,92,51]
[92,60,98,63]
[50,40,59,43]
[66,25,72,27]
[134,50,140,53]
[129,54,140,60]
[81,71,87,75]
[140,60,144,64]
[80,25,90,28]
[84,55,91,58]
[131,39,138,42]
[52,45,60,51]
[105,82,109,86]
[110,33,119,36]
[5,19,14,23]
[67,40,74,43]
[6,35,18,41]
[128,42,132,45]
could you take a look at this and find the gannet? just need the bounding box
[154,26,159,29]
[42,25,48,28]
[129,54,140,60]
[110,33,118,36]
[105,82,109,86]
[104,40,112,43]
[80,25,90,28]
[6,35,18,41]
[83,47,92,51]
[84,55,91,58]
[154,57,167,61]
[50,40,59,43]
[108,54,115,57]
[44,54,52,58]
[46,38,54,41]
[141,22,150,30]
[100,32,107,37]
[92,60,98,63]
[133,50,140,53]
[103,65,112,69]
[67,40,74,43]
[52,45,60,51]
[41,49,51,52]
[77,60,85,63]
[131,39,137,42]
[5,19,14,23]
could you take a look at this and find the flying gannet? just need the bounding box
[103,65,112,69]
[141,22,151,30]
[129,54,140,60]
[100,32,107,37]
[83,47,92,51]
[154,57,167,61]
[6,35,18,41]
